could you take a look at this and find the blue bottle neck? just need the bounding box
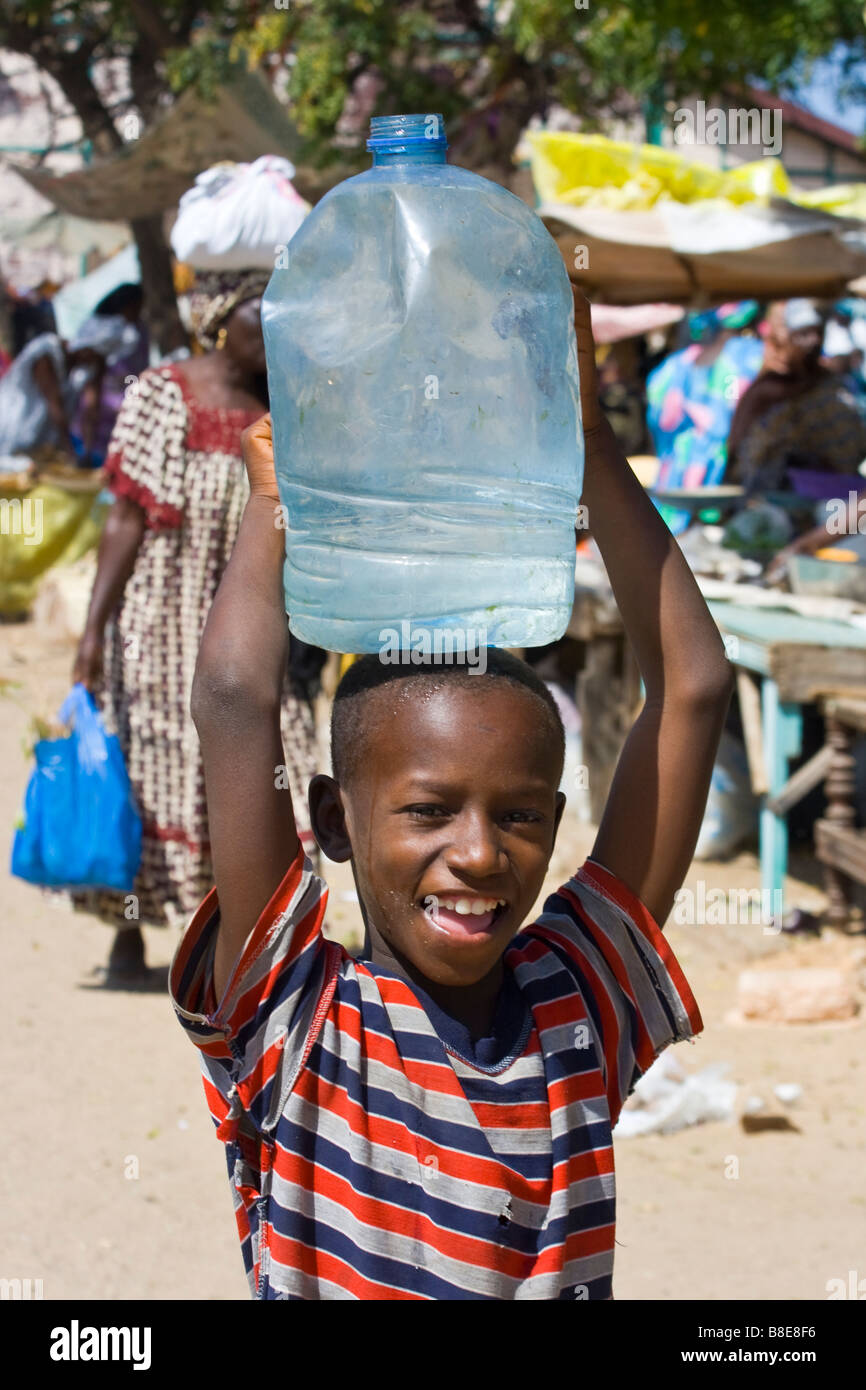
[371,148,447,167]
[367,114,448,167]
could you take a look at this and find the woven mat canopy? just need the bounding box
[543,200,866,304]
[13,68,300,222]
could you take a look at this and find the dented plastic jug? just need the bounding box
[263,113,583,653]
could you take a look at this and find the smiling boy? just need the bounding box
[171,292,733,1300]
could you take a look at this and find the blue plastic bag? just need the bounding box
[11,684,142,892]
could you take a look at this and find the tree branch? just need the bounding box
[451,0,496,44]
[0,9,122,154]
[122,0,177,53]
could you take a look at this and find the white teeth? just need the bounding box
[435,896,504,915]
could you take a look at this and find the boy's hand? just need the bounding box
[572,285,603,436]
[242,413,281,503]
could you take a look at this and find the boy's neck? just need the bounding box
[365,925,504,1040]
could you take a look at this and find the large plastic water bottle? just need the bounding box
[263,113,583,653]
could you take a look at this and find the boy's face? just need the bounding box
[313,682,565,991]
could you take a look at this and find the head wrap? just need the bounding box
[187,268,270,350]
[784,298,824,334]
[716,300,760,331]
[69,313,140,361]
[687,308,720,343]
[688,300,761,343]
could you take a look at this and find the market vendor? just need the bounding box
[646,301,763,531]
[69,284,149,468]
[0,318,128,468]
[727,300,866,493]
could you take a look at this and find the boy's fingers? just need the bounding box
[571,282,591,327]
[571,283,603,434]
[243,412,273,450]
[242,413,280,499]
[571,284,595,358]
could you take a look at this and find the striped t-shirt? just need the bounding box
[170,848,701,1300]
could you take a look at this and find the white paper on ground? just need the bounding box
[614,1051,737,1137]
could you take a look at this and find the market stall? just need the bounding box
[526,132,866,303]
[565,532,866,924]
[707,592,866,922]
[0,461,106,617]
[816,695,866,926]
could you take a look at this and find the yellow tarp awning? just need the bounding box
[527,132,866,304]
[526,132,793,211]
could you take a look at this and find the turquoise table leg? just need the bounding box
[760,678,803,920]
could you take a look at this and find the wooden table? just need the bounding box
[567,579,866,918]
[814,696,866,928]
[707,601,866,917]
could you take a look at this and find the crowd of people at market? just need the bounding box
[602,296,866,504]
[1,259,321,981]
[5,275,866,511]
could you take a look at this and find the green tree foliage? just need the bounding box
[226,0,866,168]
[3,1,863,173]
[1,1,862,340]
[0,2,262,347]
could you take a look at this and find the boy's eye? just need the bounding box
[401,804,545,826]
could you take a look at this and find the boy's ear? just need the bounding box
[552,791,567,849]
[309,774,352,863]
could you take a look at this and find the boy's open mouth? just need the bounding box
[420,894,508,938]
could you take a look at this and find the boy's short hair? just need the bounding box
[330,649,566,787]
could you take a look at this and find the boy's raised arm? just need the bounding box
[573,291,734,927]
[191,415,300,1000]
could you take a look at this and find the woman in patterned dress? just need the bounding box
[73,270,319,981]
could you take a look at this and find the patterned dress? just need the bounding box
[646,336,764,531]
[82,362,318,928]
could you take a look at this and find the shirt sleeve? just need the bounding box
[103,366,187,529]
[532,859,703,1126]
[169,846,341,1140]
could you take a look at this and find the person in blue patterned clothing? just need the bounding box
[646,302,764,532]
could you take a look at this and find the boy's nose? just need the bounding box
[444,810,507,879]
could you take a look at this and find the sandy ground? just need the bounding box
[2,617,865,1302]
